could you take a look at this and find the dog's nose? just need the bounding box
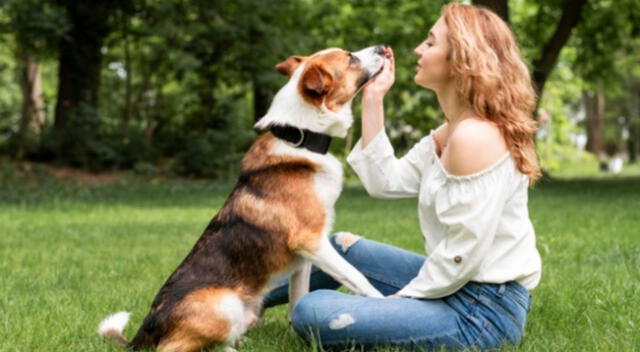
[374,45,387,55]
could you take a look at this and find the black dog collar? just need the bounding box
[270,125,332,154]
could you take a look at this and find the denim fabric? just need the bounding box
[263,235,532,351]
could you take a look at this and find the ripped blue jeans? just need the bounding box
[263,234,532,351]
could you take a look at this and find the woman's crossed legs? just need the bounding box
[263,233,529,351]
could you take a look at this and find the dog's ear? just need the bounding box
[275,56,307,77]
[300,63,333,100]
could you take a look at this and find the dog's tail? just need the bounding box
[98,311,131,347]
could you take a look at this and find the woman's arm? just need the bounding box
[348,48,437,199]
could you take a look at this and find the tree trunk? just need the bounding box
[472,0,587,113]
[53,1,116,165]
[252,79,271,123]
[584,90,605,161]
[247,23,271,123]
[627,78,640,164]
[472,0,509,23]
[628,127,638,164]
[195,70,218,127]
[16,52,45,159]
[532,0,588,98]
[122,9,133,126]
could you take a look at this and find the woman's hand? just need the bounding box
[363,47,395,101]
[360,47,394,148]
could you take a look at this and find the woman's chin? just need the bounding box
[413,76,427,88]
[414,75,438,90]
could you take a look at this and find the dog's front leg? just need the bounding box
[299,238,383,298]
[288,262,312,321]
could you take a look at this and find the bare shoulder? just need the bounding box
[432,122,448,153]
[442,118,508,176]
[434,122,448,136]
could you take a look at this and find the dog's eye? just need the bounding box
[349,53,358,65]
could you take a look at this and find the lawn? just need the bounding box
[0,168,638,351]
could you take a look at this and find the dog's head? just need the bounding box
[255,46,387,138]
[276,46,387,112]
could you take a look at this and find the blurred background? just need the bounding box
[0,0,639,180]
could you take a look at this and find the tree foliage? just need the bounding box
[0,0,638,177]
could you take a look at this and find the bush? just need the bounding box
[174,128,253,179]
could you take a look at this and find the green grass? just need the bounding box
[1,172,639,351]
[546,154,640,180]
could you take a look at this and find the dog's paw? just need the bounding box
[222,346,239,352]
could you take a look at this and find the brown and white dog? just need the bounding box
[98,45,388,352]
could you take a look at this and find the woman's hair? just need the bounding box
[443,3,542,185]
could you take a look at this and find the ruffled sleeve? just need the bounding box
[347,130,434,199]
[396,156,512,298]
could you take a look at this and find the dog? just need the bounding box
[98,45,388,352]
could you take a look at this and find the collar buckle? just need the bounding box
[291,127,305,147]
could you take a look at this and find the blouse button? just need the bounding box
[454,256,462,264]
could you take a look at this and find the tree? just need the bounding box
[583,90,605,157]
[474,0,509,23]
[571,0,640,161]
[529,0,587,98]
[473,0,588,101]
[16,52,44,158]
[52,0,131,167]
[0,0,637,177]
[3,0,67,158]
[474,0,640,168]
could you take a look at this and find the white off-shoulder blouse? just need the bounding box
[347,130,542,299]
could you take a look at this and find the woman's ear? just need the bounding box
[275,56,307,77]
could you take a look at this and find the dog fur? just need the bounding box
[99,45,387,352]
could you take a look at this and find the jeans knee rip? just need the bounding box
[328,313,356,330]
[333,232,361,253]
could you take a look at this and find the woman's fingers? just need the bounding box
[382,46,395,73]
[362,46,395,98]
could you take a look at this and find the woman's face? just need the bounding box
[414,17,451,90]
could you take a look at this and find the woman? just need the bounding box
[263,4,542,350]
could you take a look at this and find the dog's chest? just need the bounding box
[313,154,343,209]
[271,139,343,208]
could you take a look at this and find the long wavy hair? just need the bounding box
[443,3,541,185]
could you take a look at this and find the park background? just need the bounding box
[0,0,638,351]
